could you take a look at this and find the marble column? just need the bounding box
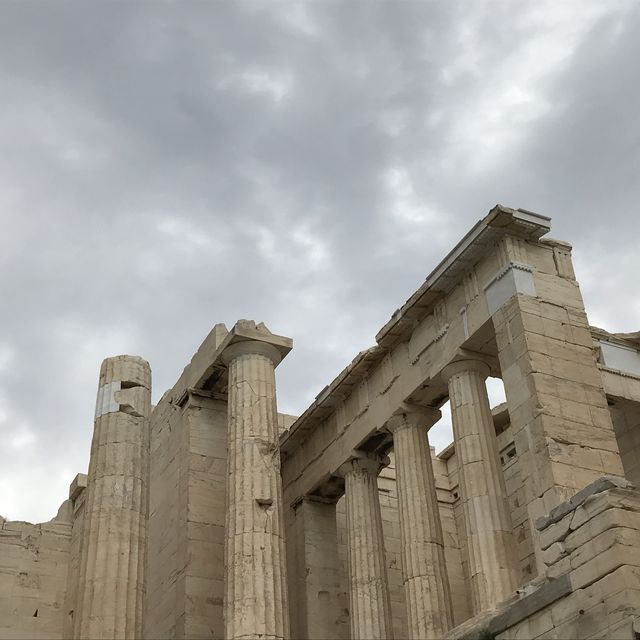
[75,355,151,639]
[386,406,453,638]
[337,452,393,640]
[222,340,289,640]
[441,359,518,613]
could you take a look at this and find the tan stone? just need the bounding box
[75,356,150,640]
[337,452,394,640]
[5,206,640,640]
[386,406,454,637]
[221,329,291,640]
[442,358,519,612]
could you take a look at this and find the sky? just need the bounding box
[1,0,639,523]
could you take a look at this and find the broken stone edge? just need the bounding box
[535,475,636,531]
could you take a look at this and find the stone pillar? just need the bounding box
[288,497,347,640]
[222,339,289,640]
[337,452,393,640]
[490,239,623,553]
[75,356,151,639]
[386,406,453,638]
[441,359,518,613]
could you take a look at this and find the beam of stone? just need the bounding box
[386,405,454,638]
[441,359,519,614]
[337,451,393,640]
[75,355,151,639]
[221,324,291,640]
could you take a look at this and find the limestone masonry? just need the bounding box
[2,205,640,639]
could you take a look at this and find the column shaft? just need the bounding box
[75,356,150,639]
[341,454,393,640]
[390,410,453,637]
[443,360,518,613]
[223,343,289,640]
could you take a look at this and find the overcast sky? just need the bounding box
[1,0,639,523]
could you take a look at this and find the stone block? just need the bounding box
[542,541,567,566]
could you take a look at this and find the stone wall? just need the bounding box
[610,399,640,487]
[145,390,226,639]
[145,381,295,639]
[492,238,624,554]
[446,477,640,639]
[0,502,72,639]
[180,395,227,639]
[62,474,87,638]
[145,387,187,638]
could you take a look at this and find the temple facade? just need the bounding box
[2,205,640,638]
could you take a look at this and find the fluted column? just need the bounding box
[75,355,151,639]
[222,340,289,640]
[337,451,393,640]
[386,406,453,638]
[441,359,518,613]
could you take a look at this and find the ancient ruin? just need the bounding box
[2,205,640,638]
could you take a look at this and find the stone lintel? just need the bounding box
[375,205,551,350]
[540,237,573,251]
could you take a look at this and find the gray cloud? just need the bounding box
[0,0,638,521]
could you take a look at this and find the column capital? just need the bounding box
[336,450,390,479]
[386,403,441,433]
[441,358,491,383]
[220,320,293,368]
[221,339,283,366]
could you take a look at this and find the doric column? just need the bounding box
[337,451,393,640]
[76,356,151,639]
[386,406,453,638]
[441,359,518,613]
[222,338,289,640]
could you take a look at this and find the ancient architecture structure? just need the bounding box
[2,205,640,639]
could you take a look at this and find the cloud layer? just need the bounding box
[1,0,638,522]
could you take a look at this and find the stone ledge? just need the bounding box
[535,476,635,531]
[445,575,571,640]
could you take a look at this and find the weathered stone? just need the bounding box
[221,326,291,640]
[336,451,394,640]
[74,356,151,640]
[4,206,640,640]
[386,406,454,637]
[442,358,519,613]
